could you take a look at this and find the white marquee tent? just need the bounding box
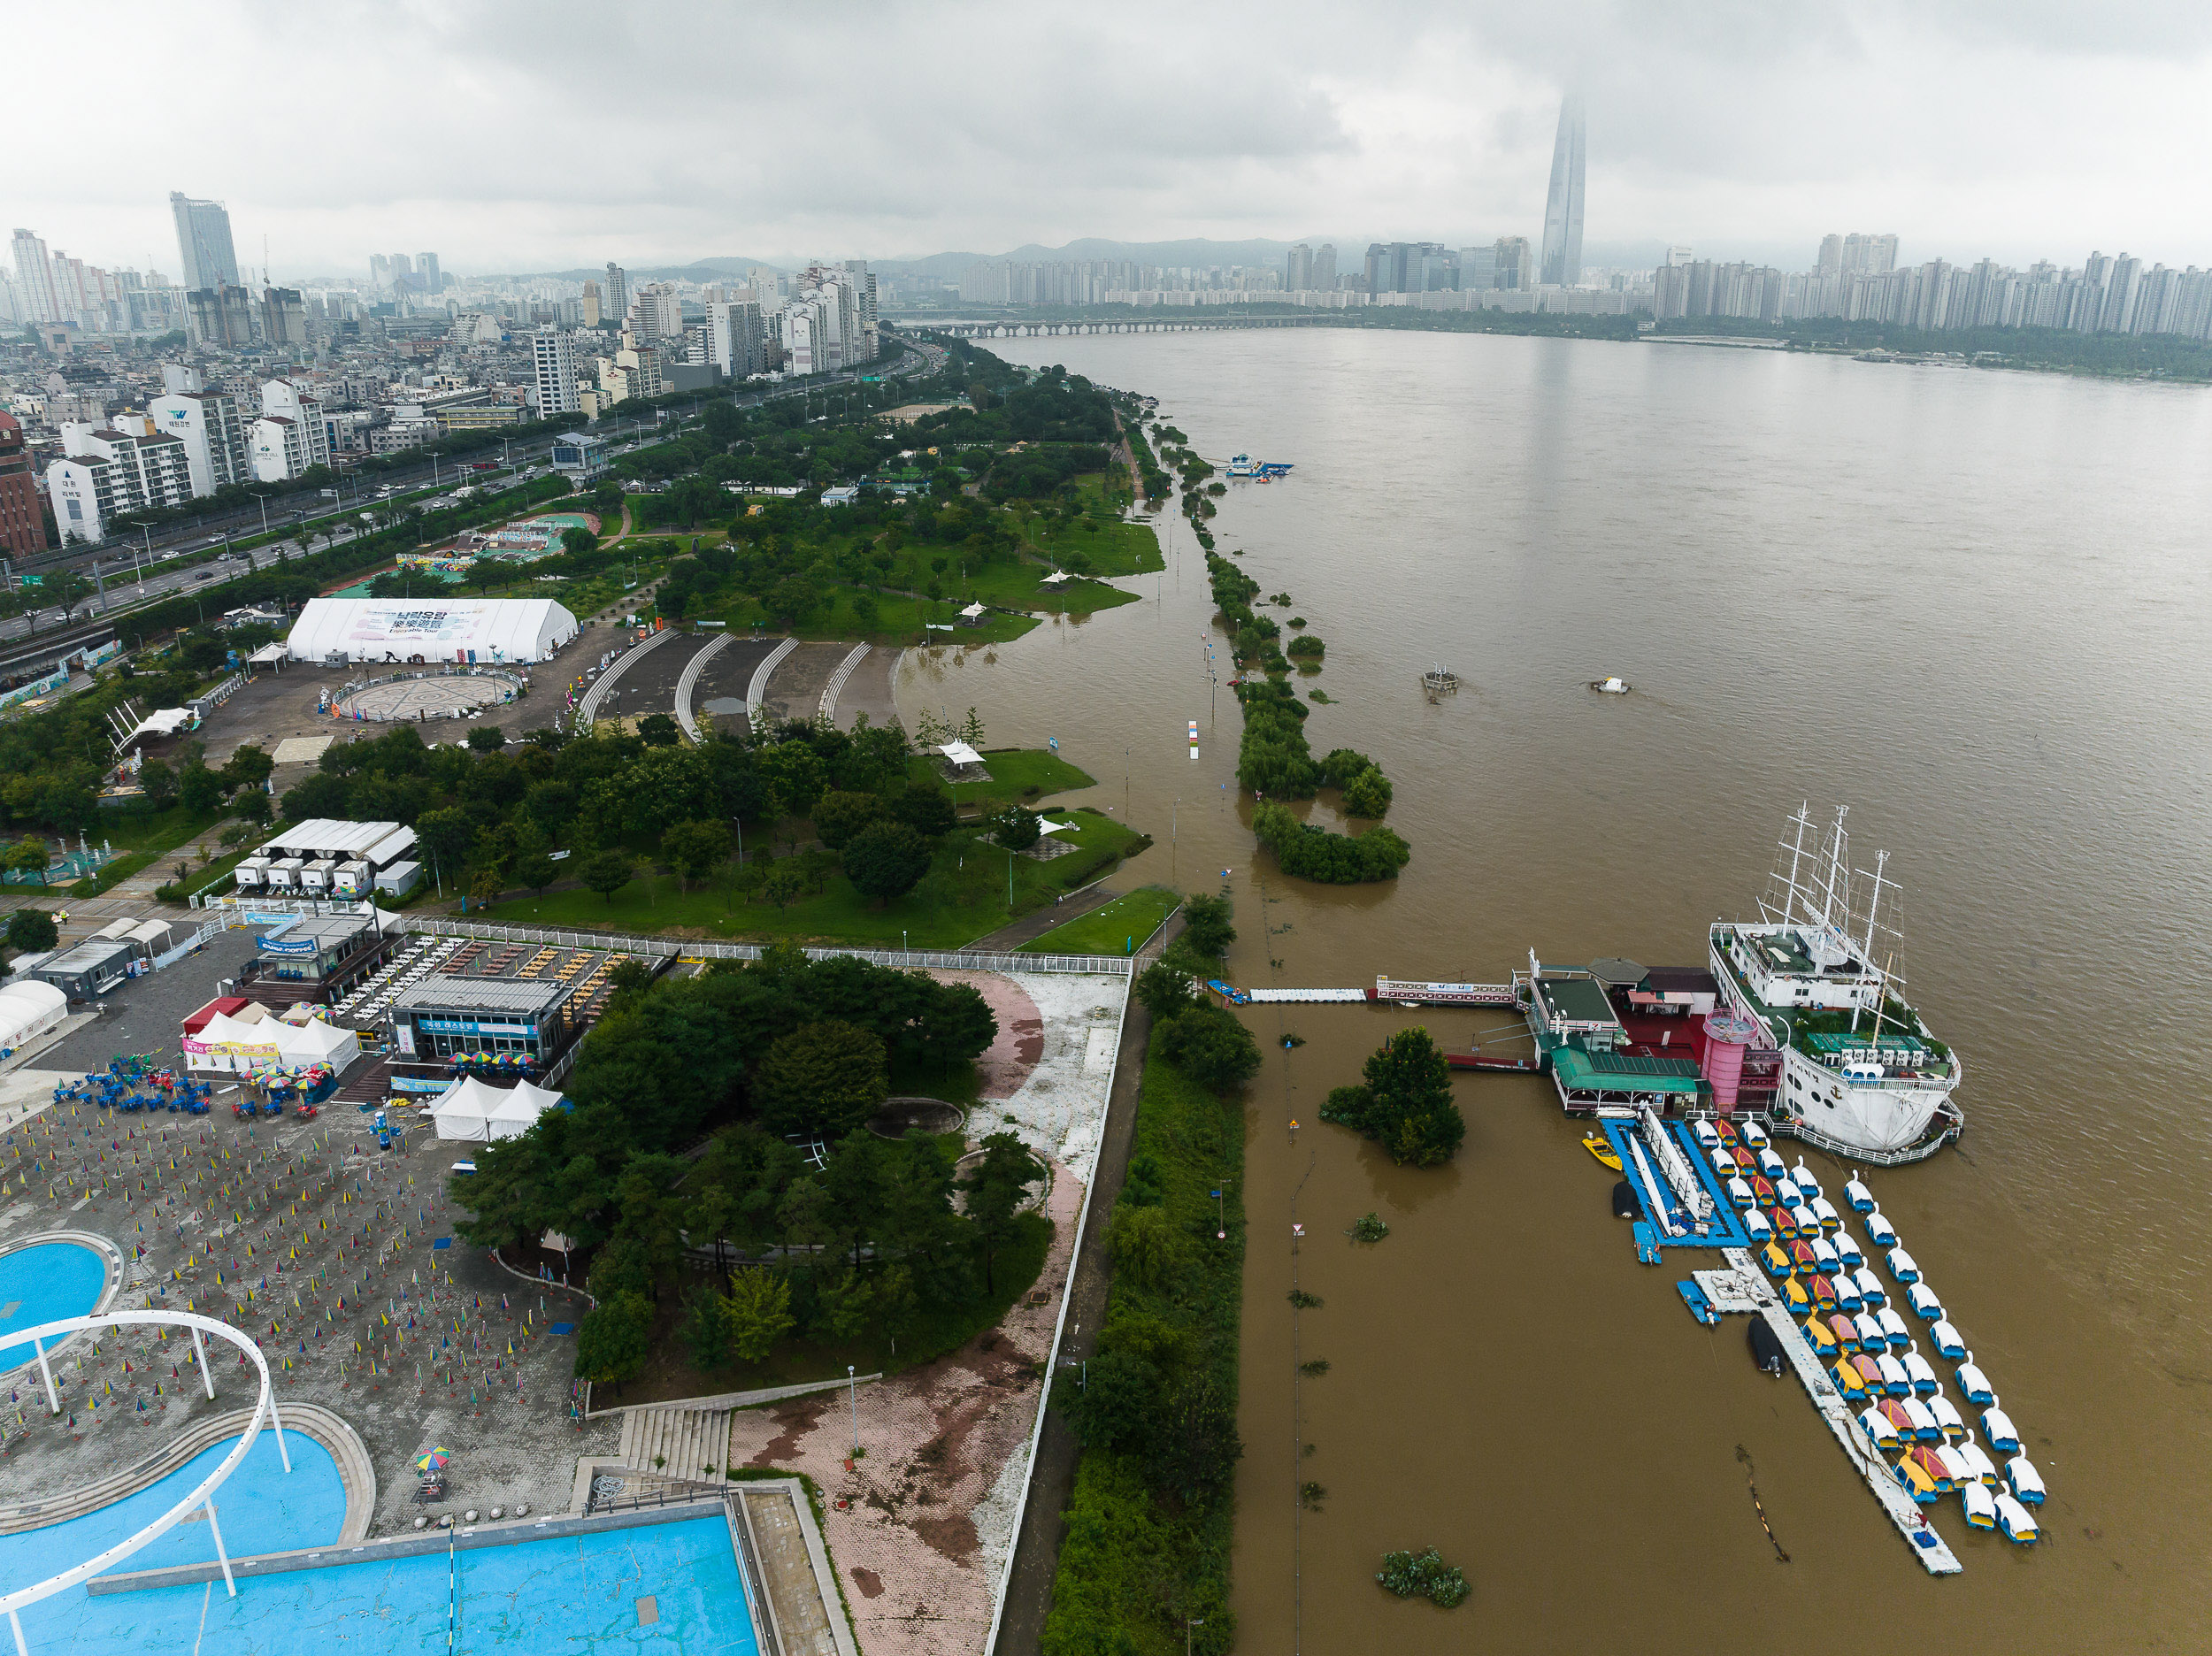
[430,1076,566,1142]
[184,1010,360,1075]
[0,980,67,1053]
[285,597,579,666]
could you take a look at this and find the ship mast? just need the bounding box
[1852,847,1900,1031]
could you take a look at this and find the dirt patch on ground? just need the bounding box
[748,1395,831,1467]
[849,1567,885,1598]
[914,1511,981,1563]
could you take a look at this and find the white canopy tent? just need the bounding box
[284,597,579,665]
[184,1010,359,1075]
[431,1075,565,1141]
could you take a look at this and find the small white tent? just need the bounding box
[0,980,67,1052]
[433,1075,564,1141]
[486,1078,565,1139]
[279,1016,359,1073]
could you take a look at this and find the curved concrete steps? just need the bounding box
[675,632,735,740]
[744,637,798,726]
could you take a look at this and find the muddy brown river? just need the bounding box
[910,328,2212,1652]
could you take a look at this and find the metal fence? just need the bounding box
[397,914,1132,977]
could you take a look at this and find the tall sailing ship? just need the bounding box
[1709,805,1963,1163]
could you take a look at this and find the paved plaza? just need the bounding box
[334,672,518,723]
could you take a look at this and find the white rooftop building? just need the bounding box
[285,596,579,665]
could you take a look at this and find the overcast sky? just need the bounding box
[12,0,2212,280]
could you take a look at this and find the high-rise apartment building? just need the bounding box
[49,415,195,543]
[533,327,580,416]
[603,264,629,326]
[580,280,603,328]
[842,260,879,360]
[1312,243,1337,292]
[1286,243,1314,291]
[150,369,250,497]
[627,283,683,339]
[250,380,331,480]
[1540,91,1586,287]
[170,194,241,294]
[262,288,309,348]
[11,229,63,326]
[1816,234,1900,279]
[708,300,764,379]
[186,284,257,348]
[417,253,442,294]
[0,413,46,559]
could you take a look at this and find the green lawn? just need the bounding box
[1018,884,1178,955]
[908,747,1098,809]
[712,585,1041,647]
[480,809,1142,946]
[73,805,227,896]
[1030,510,1162,579]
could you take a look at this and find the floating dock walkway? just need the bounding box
[1207,978,1524,1008]
[1704,1249,1962,1576]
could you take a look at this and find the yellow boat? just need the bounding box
[1582,1134,1623,1171]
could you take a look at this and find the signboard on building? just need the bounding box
[419,1017,536,1038]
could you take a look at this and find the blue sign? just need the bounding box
[419,1016,534,1038]
[257,935,319,956]
[391,1075,451,1093]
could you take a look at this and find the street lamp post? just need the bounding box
[256,494,271,540]
[1187,1619,1204,1656]
[846,1364,858,1458]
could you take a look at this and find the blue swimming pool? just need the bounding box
[1,1426,758,1653]
[0,1241,108,1373]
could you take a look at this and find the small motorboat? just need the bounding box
[1790,1203,1821,1238]
[1860,1406,1900,1449]
[1957,1357,1996,1406]
[2006,1455,2046,1505]
[1740,1120,1770,1149]
[1773,1206,1801,1240]
[1880,1398,1918,1443]
[1832,1360,1870,1401]
[1900,1396,1942,1442]
[1791,1239,1818,1274]
[1853,1269,1886,1310]
[1726,1176,1755,1208]
[1928,1396,1967,1444]
[1810,1196,1841,1234]
[1780,1276,1812,1314]
[1866,1209,1898,1248]
[1834,1230,1865,1270]
[1790,1159,1823,1200]
[1878,1307,1911,1350]
[1762,1240,1793,1278]
[1751,1177,1779,1209]
[1902,1350,1940,1396]
[1845,1175,1875,1213]
[1741,1208,1773,1242]
[1756,1146,1786,1179]
[1611,1179,1640,1220]
[1853,1353,1886,1392]
[1893,1453,1941,1504]
[1828,1313,1861,1353]
[1776,1177,1804,1208]
[1802,1315,1839,1356]
[1981,1407,2022,1454]
[1678,1279,1719,1325]
[1962,1480,1998,1530]
[1995,1492,2040,1544]
[1877,1353,1912,1397]
[1809,1273,1839,1313]
[1693,1119,1720,1151]
[1904,1444,1955,1493]
[1748,1318,1786,1376]
[1886,1246,1921,1284]
[1854,1312,1886,1351]
[1908,1282,1943,1322]
[1931,1319,1967,1360]
[1593,676,1631,694]
[1583,1134,1624,1170]
[1952,1437,2000,1485]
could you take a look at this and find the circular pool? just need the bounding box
[0,1240,110,1372]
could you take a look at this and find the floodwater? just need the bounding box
[914,330,2212,1652]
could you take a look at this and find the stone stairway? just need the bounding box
[618,1403,734,1483]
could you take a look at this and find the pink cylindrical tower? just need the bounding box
[1701,1011,1759,1111]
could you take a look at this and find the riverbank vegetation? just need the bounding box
[1043,998,1257,1656]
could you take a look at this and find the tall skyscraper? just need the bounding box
[417,252,442,294]
[169,193,241,293]
[1313,244,1337,292]
[1495,236,1532,291]
[1286,243,1313,291]
[580,280,602,328]
[11,229,63,326]
[604,263,629,326]
[1540,91,1586,288]
[533,328,580,416]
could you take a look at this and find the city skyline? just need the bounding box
[7,4,2212,274]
